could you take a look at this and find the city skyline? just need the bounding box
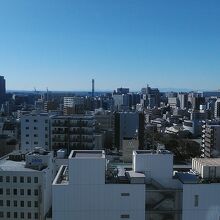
[1,0,220,91]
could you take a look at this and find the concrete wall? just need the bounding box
[68,157,106,185]
[133,152,173,187]
[182,184,220,220]
[53,184,145,220]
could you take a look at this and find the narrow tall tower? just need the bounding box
[92,79,95,97]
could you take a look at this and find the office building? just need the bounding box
[114,112,145,149]
[20,112,50,151]
[178,93,188,109]
[141,85,160,108]
[0,148,54,220]
[63,96,85,114]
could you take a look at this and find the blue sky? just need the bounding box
[0,0,220,91]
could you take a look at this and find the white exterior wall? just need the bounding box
[53,184,145,220]
[21,114,50,151]
[133,152,173,187]
[68,157,106,185]
[0,151,55,220]
[0,171,48,220]
[182,184,220,220]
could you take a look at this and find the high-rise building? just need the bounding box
[63,97,85,114]
[141,85,160,108]
[0,76,6,104]
[202,122,220,157]
[92,79,95,97]
[114,112,145,149]
[214,98,220,119]
[178,93,188,109]
[0,76,6,96]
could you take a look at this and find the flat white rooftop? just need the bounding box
[69,150,105,159]
[0,158,37,172]
[193,158,220,166]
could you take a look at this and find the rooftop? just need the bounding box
[69,150,105,159]
[135,149,172,155]
[0,157,37,172]
[193,158,220,166]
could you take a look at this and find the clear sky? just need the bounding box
[0,0,220,91]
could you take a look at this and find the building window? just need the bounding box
[20,189,24,195]
[6,176,10,182]
[34,141,38,145]
[7,212,10,218]
[35,213,39,219]
[20,201,24,207]
[0,212,4,218]
[26,134,29,137]
[28,212,31,219]
[0,188,2,195]
[34,119,38,122]
[45,127,48,131]
[34,134,38,137]
[27,177,31,183]
[34,127,37,130]
[45,120,48,123]
[14,212,18,219]
[13,176,17,183]
[0,200,3,206]
[14,200,17,207]
[26,141,29,144]
[194,195,199,207]
[20,212,24,219]
[6,188,10,195]
[34,189,38,196]
[121,214,130,218]
[34,201,38,207]
[121,193,130,196]
[13,189,17,195]
[26,127,29,130]
[27,189,31,196]
[27,201,31,207]
[34,177,38,183]
[0,176,2,182]
[20,176,24,183]
[25,119,29,122]
[6,200,10,207]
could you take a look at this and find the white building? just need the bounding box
[215,98,220,119]
[20,113,50,151]
[0,148,55,220]
[181,158,220,220]
[52,150,145,220]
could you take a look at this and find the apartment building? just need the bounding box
[202,122,220,157]
[51,115,95,153]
